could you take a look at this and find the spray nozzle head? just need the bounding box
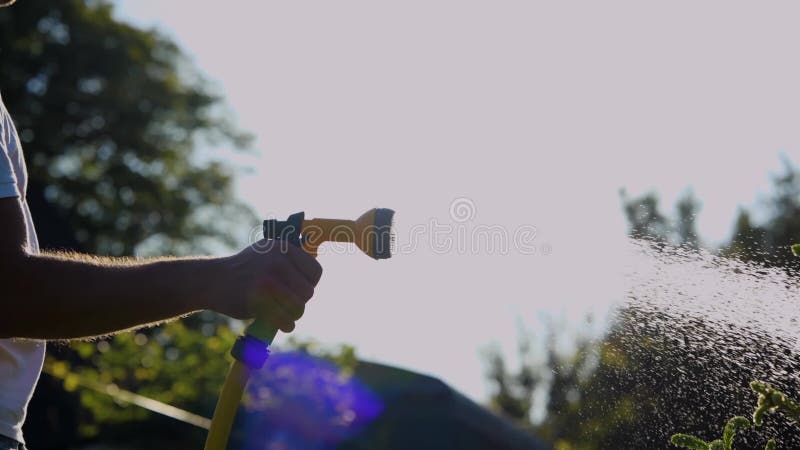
[353,208,395,260]
[264,208,395,259]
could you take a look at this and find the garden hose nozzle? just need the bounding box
[246,208,394,344]
[204,208,395,450]
[297,207,395,259]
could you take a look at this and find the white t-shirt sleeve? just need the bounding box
[0,113,20,199]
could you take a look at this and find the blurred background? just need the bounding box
[3,1,800,449]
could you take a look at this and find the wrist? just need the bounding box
[196,256,230,312]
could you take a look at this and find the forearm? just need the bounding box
[1,251,224,340]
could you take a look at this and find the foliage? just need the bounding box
[751,381,800,427]
[487,163,800,449]
[670,247,800,449]
[487,309,800,449]
[670,382,800,450]
[670,416,749,450]
[49,317,234,436]
[670,433,716,450]
[485,316,650,449]
[46,318,360,442]
[620,189,702,248]
[721,159,800,270]
[0,0,255,256]
[723,416,751,449]
[620,189,670,243]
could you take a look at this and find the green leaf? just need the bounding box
[722,416,750,449]
[671,434,710,449]
[750,381,800,426]
[791,243,800,257]
[765,438,777,450]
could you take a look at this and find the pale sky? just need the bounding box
[113,0,800,402]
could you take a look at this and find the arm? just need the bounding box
[0,197,322,340]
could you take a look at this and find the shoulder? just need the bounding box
[0,89,8,124]
[0,91,9,152]
[0,91,9,149]
[0,90,18,157]
[0,90,19,198]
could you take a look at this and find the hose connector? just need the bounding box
[230,335,271,369]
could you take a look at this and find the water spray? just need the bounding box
[203,208,395,450]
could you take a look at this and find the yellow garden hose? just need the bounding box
[204,320,277,450]
[203,359,252,450]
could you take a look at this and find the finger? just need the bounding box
[263,277,306,321]
[276,263,315,302]
[277,297,305,323]
[284,243,323,285]
[254,297,296,333]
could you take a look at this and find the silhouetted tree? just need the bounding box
[620,190,701,248]
[721,209,768,262]
[675,191,701,249]
[621,189,670,242]
[0,0,254,256]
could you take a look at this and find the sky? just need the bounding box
[113,0,800,402]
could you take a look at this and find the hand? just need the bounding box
[211,240,323,333]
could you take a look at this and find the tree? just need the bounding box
[721,159,800,270]
[675,191,701,249]
[759,159,800,271]
[721,209,767,262]
[0,0,254,256]
[620,189,670,243]
[620,189,701,248]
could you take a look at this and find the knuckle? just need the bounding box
[292,305,305,321]
[258,259,276,274]
[301,285,314,302]
[259,276,278,293]
[312,264,323,283]
[264,257,284,271]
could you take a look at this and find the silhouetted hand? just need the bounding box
[211,240,323,333]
